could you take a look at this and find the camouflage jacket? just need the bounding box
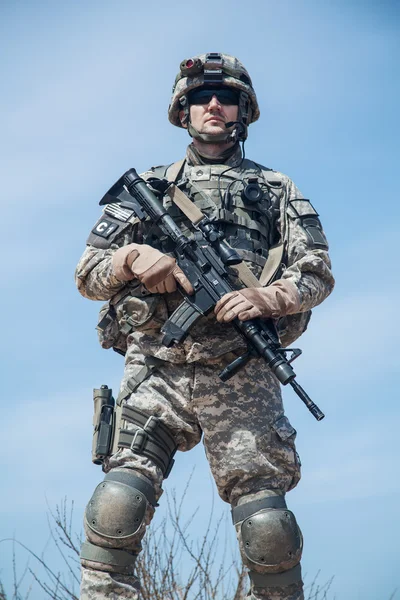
[75,144,334,363]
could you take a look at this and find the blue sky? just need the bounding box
[0,1,399,598]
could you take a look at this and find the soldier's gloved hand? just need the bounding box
[112,243,194,294]
[214,280,300,323]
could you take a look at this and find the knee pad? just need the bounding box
[234,494,303,574]
[85,470,157,541]
[81,470,157,573]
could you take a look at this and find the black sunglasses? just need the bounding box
[188,88,239,106]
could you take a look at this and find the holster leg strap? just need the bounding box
[116,357,164,405]
[117,406,177,478]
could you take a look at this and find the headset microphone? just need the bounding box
[225,120,246,142]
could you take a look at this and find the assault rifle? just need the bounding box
[100,168,325,421]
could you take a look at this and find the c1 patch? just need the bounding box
[92,218,119,239]
[87,212,131,249]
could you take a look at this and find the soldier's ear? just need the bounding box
[179,110,188,129]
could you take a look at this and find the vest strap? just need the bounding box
[234,248,268,268]
[217,208,268,235]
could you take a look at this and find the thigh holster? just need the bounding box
[112,361,178,478]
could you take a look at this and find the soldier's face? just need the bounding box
[181,94,239,138]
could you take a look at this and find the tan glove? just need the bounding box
[214,279,300,323]
[112,243,194,294]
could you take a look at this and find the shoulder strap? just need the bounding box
[150,159,185,183]
[166,159,185,182]
[148,158,186,183]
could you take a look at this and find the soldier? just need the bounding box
[75,53,334,600]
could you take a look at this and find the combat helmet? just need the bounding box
[168,53,260,142]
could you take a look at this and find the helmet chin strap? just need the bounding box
[188,120,248,144]
[187,121,235,144]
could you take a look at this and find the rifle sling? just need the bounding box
[166,184,268,289]
[167,184,204,226]
[259,242,284,286]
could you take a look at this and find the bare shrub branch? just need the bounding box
[0,483,353,600]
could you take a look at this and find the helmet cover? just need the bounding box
[168,53,260,129]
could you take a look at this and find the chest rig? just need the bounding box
[139,159,284,274]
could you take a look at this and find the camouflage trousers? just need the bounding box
[81,349,303,600]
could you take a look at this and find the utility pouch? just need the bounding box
[96,283,165,356]
[92,385,115,465]
[97,302,128,356]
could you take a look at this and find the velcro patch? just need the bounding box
[302,217,329,250]
[266,176,283,188]
[104,203,136,222]
[92,219,119,239]
[288,199,319,218]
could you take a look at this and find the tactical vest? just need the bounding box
[137,158,284,281]
[95,159,313,356]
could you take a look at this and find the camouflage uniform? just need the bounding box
[75,54,334,600]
